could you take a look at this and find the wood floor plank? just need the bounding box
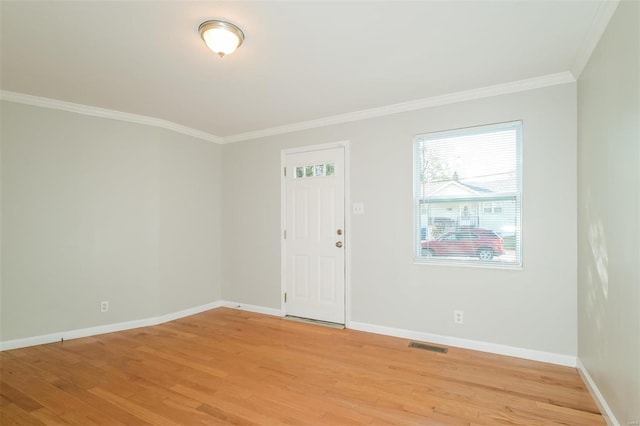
[1,402,47,426]
[88,387,176,425]
[1,380,44,412]
[1,308,604,425]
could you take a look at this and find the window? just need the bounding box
[483,202,503,214]
[414,121,522,268]
[295,163,335,178]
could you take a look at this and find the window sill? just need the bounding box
[413,256,523,270]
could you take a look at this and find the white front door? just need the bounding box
[284,146,345,324]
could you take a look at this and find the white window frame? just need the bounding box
[413,121,523,269]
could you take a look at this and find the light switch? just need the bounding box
[352,203,365,215]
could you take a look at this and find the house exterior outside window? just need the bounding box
[414,121,522,268]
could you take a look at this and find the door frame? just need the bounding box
[280,141,351,326]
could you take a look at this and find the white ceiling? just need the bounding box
[0,1,614,142]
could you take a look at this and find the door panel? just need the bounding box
[318,256,336,302]
[293,255,309,298]
[285,147,345,324]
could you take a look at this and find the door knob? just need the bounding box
[336,241,343,248]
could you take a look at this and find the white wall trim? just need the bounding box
[348,320,577,367]
[0,90,223,144]
[2,72,575,146]
[280,147,289,318]
[221,72,575,143]
[570,0,620,79]
[2,299,578,370]
[0,301,223,351]
[576,358,620,426]
[221,301,283,317]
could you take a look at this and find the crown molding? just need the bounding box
[2,71,575,146]
[570,0,620,79]
[0,91,224,144]
[221,71,576,143]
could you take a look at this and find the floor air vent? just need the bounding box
[408,342,448,353]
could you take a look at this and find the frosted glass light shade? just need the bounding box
[199,20,244,58]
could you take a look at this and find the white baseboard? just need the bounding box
[1,300,576,370]
[348,320,577,367]
[0,300,223,351]
[576,358,620,426]
[221,300,283,317]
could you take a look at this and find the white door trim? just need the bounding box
[280,141,351,326]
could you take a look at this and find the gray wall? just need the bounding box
[1,102,223,341]
[223,83,578,356]
[577,0,640,423]
[1,82,581,361]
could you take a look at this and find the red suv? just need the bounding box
[421,229,504,260]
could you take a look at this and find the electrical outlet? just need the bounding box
[100,301,109,312]
[454,310,464,324]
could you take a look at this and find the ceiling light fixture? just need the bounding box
[199,20,244,58]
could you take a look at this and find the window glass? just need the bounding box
[414,121,522,268]
[294,163,335,179]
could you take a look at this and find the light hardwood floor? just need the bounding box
[1,308,603,425]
